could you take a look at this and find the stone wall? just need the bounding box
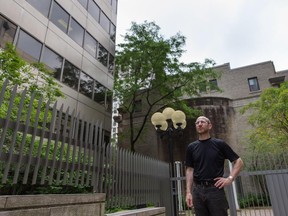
[0,194,105,216]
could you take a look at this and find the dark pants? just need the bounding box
[192,184,229,216]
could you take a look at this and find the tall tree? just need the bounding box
[114,21,220,152]
[240,81,288,154]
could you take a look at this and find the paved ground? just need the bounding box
[180,208,273,216]
[236,208,273,216]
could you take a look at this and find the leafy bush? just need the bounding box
[239,193,271,208]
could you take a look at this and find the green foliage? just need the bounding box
[240,81,288,154]
[0,43,64,121]
[114,21,220,151]
[239,193,271,208]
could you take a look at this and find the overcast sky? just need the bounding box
[116,0,288,72]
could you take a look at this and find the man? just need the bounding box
[185,116,244,216]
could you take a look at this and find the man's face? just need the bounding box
[195,117,211,134]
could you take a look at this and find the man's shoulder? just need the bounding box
[210,137,226,144]
[187,140,200,149]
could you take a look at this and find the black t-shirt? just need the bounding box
[185,137,239,182]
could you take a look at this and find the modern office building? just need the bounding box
[0,0,118,141]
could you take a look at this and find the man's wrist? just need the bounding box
[228,175,234,181]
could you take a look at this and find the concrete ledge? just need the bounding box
[105,207,166,216]
[0,194,106,216]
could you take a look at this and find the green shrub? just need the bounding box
[239,193,271,208]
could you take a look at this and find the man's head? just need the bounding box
[195,116,212,135]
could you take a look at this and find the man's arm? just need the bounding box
[185,167,194,208]
[214,157,244,188]
[229,157,244,180]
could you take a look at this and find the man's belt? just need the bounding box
[194,180,215,187]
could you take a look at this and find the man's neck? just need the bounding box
[198,134,211,141]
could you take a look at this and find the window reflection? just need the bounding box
[69,18,84,46]
[84,32,97,57]
[50,2,69,33]
[16,30,42,63]
[0,15,17,48]
[111,0,118,14]
[248,77,260,92]
[108,54,114,75]
[41,47,63,80]
[98,44,108,67]
[106,92,112,111]
[62,60,80,90]
[94,81,105,105]
[78,0,88,9]
[79,72,94,98]
[100,12,110,34]
[110,23,116,42]
[88,0,100,22]
[27,0,52,17]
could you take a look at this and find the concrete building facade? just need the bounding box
[0,0,117,141]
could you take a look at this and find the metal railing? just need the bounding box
[173,152,288,216]
[0,79,171,211]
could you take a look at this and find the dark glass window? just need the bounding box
[27,0,52,17]
[88,0,100,23]
[248,77,260,92]
[94,81,105,105]
[134,100,142,113]
[106,93,112,112]
[78,0,88,9]
[110,23,116,42]
[68,18,84,46]
[111,0,118,14]
[41,47,63,80]
[84,32,97,57]
[97,44,108,67]
[209,79,218,91]
[79,72,94,98]
[108,54,114,75]
[0,16,17,48]
[62,60,80,90]
[50,2,69,33]
[16,30,42,62]
[100,12,110,34]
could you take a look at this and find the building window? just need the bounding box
[108,54,114,75]
[94,81,106,105]
[100,12,110,34]
[106,93,112,111]
[68,18,84,46]
[50,2,69,33]
[78,0,88,9]
[111,0,118,14]
[88,0,100,23]
[0,16,17,48]
[84,32,97,57]
[79,72,94,98]
[209,79,218,91]
[16,30,42,63]
[110,23,116,42]
[27,0,52,17]
[134,100,142,113]
[62,60,80,90]
[98,44,108,67]
[248,77,260,92]
[41,47,63,79]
